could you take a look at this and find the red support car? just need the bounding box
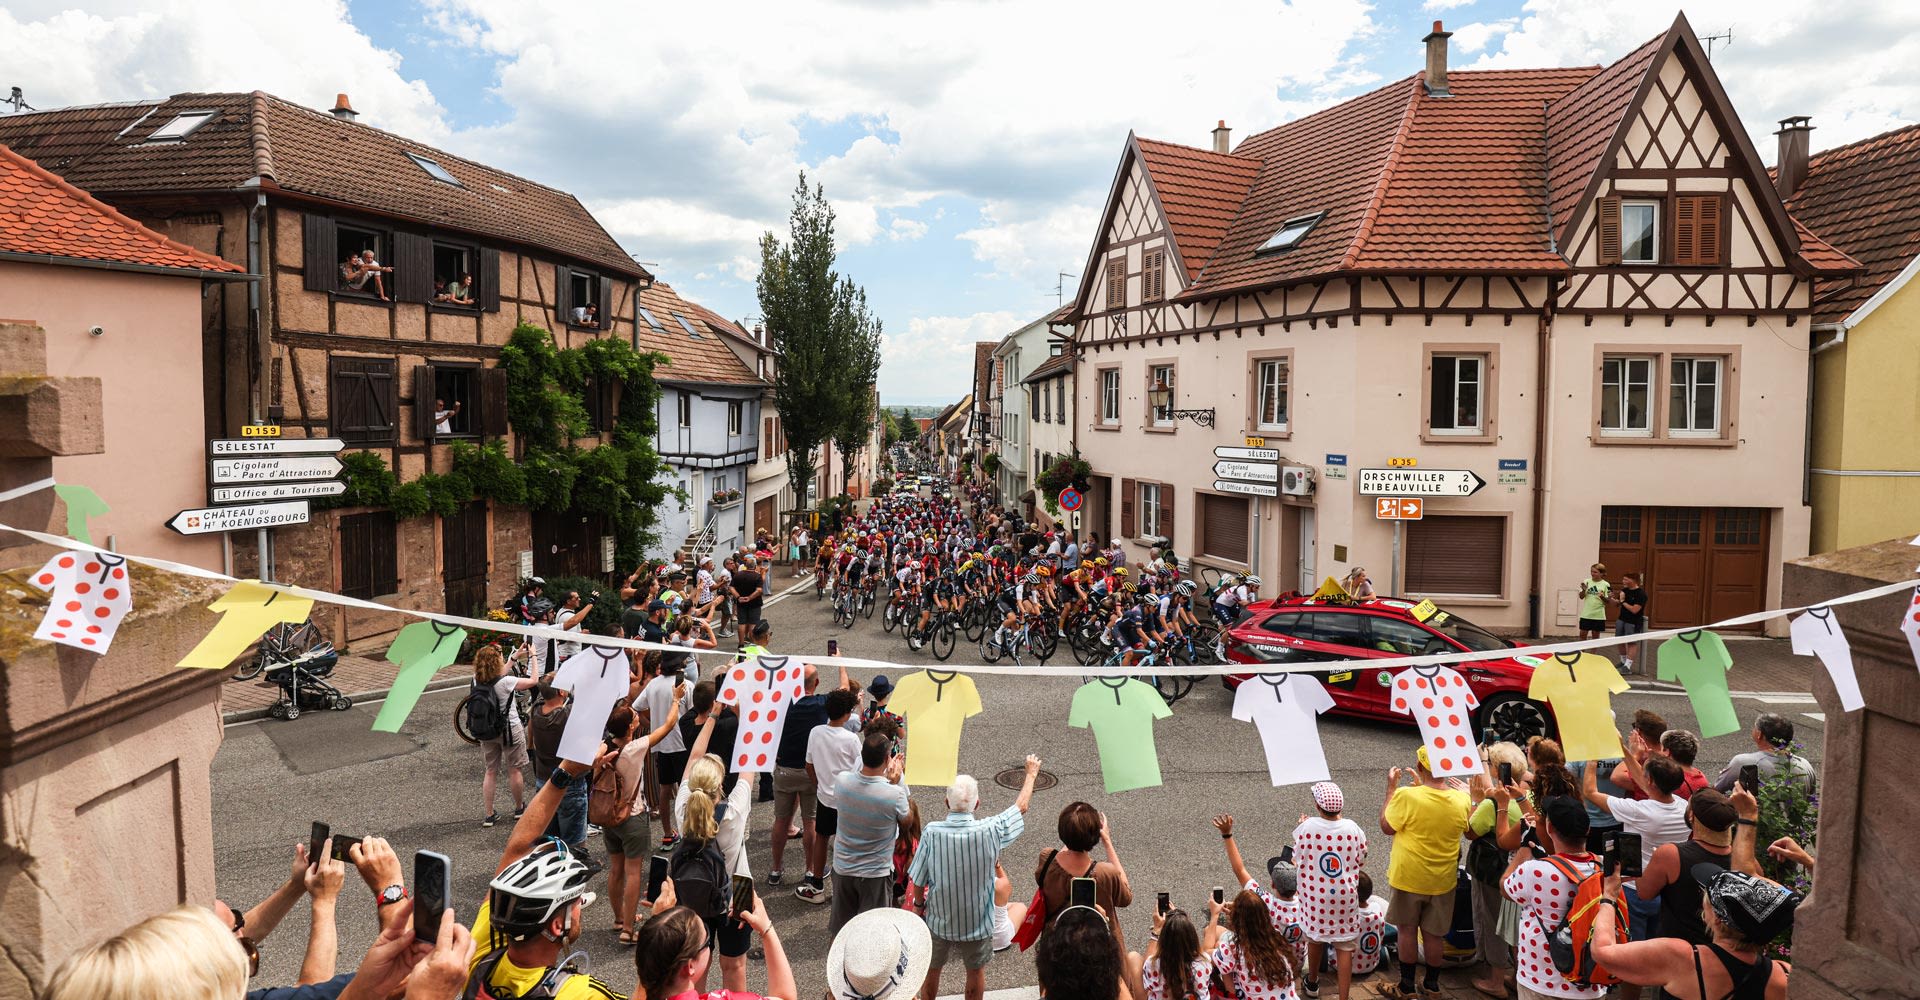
[1221,593,1559,745]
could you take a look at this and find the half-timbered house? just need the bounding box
[1058,15,1860,635]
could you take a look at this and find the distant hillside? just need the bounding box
[882,404,947,418]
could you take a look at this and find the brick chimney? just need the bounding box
[330,93,358,122]
[1775,116,1813,199]
[1423,20,1454,97]
[1212,120,1232,154]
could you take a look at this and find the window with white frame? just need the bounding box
[1600,356,1654,435]
[727,400,744,435]
[676,392,692,428]
[1621,201,1659,264]
[1149,364,1175,427]
[1668,357,1721,436]
[1139,482,1163,538]
[1100,369,1120,424]
[1256,358,1290,431]
[1429,354,1485,434]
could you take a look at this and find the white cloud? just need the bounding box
[1424,0,1478,10]
[887,217,928,242]
[879,311,1020,398]
[1452,19,1519,54]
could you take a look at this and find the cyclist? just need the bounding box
[1109,600,1154,667]
[1212,573,1260,626]
[991,572,1041,653]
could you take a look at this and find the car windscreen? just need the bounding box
[1422,611,1510,652]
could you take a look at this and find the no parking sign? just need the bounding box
[1057,487,1083,512]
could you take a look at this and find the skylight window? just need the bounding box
[1257,212,1324,254]
[638,306,666,332]
[405,152,462,186]
[672,312,703,338]
[147,111,215,142]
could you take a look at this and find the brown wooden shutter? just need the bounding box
[1198,493,1250,563]
[481,367,508,437]
[599,276,614,326]
[329,361,367,442]
[1160,484,1175,543]
[303,214,337,292]
[394,231,434,302]
[414,363,438,442]
[1671,195,1723,266]
[339,513,372,598]
[1120,477,1137,538]
[1404,516,1505,595]
[1596,197,1622,265]
[369,362,396,443]
[479,247,501,312]
[1106,257,1127,309]
[1143,249,1164,302]
[371,513,399,596]
[554,265,571,324]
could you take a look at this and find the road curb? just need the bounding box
[222,675,472,726]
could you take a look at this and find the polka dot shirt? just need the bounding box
[1142,956,1213,1000]
[1241,880,1309,971]
[1501,855,1607,999]
[1289,817,1367,943]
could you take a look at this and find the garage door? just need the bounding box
[1597,506,1768,628]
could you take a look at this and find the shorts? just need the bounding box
[737,602,764,626]
[772,765,816,821]
[816,804,840,837]
[1616,619,1646,638]
[929,933,995,972]
[1578,617,1607,633]
[1385,887,1455,939]
[653,749,690,786]
[1626,888,1660,941]
[829,873,893,936]
[1211,603,1240,626]
[545,780,589,847]
[482,736,529,773]
[704,916,753,959]
[602,812,653,858]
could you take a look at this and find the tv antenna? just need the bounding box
[1701,27,1733,60]
[1053,271,1078,307]
[5,87,34,113]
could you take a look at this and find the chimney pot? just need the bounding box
[1422,20,1454,97]
[331,93,358,121]
[1211,120,1232,154]
[1775,116,1814,200]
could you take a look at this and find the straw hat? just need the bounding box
[825,908,932,1000]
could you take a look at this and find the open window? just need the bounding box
[727,400,744,435]
[334,223,393,301]
[414,362,507,441]
[555,266,611,329]
[431,241,479,308]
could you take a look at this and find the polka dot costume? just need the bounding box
[1388,665,1482,777]
[1241,879,1309,971]
[1142,956,1213,1000]
[1502,856,1607,999]
[30,551,133,653]
[1351,897,1387,974]
[720,655,802,773]
[1290,816,1367,943]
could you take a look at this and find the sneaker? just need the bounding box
[482,813,498,828]
[1299,977,1319,998]
[794,878,829,904]
[661,834,679,849]
[767,870,785,887]
[511,805,526,820]
[587,824,603,838]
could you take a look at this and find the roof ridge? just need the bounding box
[1338,77,1424,271]
[1133,134,1263,165]
[1804,119,1920,167]
[249,91,277,181]
[1238,72,1420,148]
[0,142,244,273]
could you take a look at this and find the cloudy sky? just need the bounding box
[4,0,1915,403]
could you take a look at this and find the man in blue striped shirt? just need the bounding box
[910,754,1044,1000]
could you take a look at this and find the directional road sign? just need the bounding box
[209,437,346,456]
[1213,459,1279,483]
[1057,487,1084,512]
[168,500,311,535]
[211,481,349,504]
[1357,468,1487,497]
[1213,445,1281,463]
[1214,479,1279,498]
[210,455,345,484]
[1375,497,1424,520]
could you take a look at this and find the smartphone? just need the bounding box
[330,835,363,862]
[646,853,670,904]
[731,873,755,919]
[1070,876,1097,909]
[1739,764,1760,794]
[309,822,329,869]
[1212,885,1226,905]
[1498,762,1514,785]
[1614,832,1643,878]
[413,850,451,944]
[1157,891,1171,916]
[1586,829,1608,855]
[827,639,839,657]
[1279,845,1295,865]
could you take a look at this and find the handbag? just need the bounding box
[1012,849,1058,951]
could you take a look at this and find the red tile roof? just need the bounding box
[0,142,244,274]
[973,341,998,404]
[1022,351,1072,384]
[1133,138,1261,277]
[1545,35,1662,242]
[1783,122,1920,325]
[636,282,762,387]
[0,92,644,279]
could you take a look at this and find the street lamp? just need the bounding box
[1146,387,1216,428]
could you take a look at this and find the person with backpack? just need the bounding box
[1588,867,1795,1000]
[593,696,683,944]
[1500,796,1609,1000]
[670,704,757,992]
[473,644,540,828]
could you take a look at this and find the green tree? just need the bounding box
[832,285,883,492]
[894,408,920,443]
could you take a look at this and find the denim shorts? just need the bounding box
[544,780,589,846]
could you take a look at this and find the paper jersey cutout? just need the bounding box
[1656,631,1740,738]
[1069,677,1172,793]
[178,583,314,669]
[889,670,983,786]
[1527,652,1629,762]
[1791,608,1863,712]
[1389,665,1482,776]
[720,655,805,773]
[1232,673,1335,786]
[30,550,133,653]
[371,621,468,732]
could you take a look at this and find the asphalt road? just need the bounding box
[213,575,1827,999]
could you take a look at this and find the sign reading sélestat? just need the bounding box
[1356,468,1487,497]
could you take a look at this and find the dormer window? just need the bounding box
[1257,212,1323,254]
[638,306,666,333]
[406,152,462,186]
[672,312,702,338]
[147,111,215,142]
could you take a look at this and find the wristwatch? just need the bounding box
[375,884,409,906]
[550,768,575,790]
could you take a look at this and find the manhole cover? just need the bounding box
[994,766,1057,791]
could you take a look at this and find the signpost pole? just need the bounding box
[1251,498,1262,578]
[1391,520,1402,597]
[257,527,271,583]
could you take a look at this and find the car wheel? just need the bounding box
[1478,693,1555,744]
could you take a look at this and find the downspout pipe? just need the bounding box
[246,187,267,424]
[1529,280,1555,637]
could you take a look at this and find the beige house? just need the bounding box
[1059,15,1858,635]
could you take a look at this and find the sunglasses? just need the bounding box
[222,908,261,977]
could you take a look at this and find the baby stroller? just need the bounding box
[260,620,350,720]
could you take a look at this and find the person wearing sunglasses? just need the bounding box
[634,896,794,1000]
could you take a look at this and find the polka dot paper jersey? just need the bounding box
[31,551,132,653]
[720,655,802,773]
[1388,665,1482,777]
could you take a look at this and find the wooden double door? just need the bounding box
[442,501,490,616]
[1597,506,1769,630]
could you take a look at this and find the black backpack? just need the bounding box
[668,824,730,924]
[461,681,509,743]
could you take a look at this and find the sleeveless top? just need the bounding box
[1692,942,1776,1000]
[1660,841,1730,943]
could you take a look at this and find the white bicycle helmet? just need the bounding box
[487,840,591,937]
[1175,580,1197,596]
[1244,575,1263,587]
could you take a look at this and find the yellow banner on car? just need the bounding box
[1410,598,1439,622]
[1311,576,1352,602]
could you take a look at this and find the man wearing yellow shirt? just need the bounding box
[1377,746,1470,1000]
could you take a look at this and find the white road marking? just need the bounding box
[1803,712,1826,723]
[941,988,1038,1000]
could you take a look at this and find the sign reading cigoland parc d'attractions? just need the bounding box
[170,427,347,534]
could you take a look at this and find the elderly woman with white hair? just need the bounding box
[909,755,1045,1000]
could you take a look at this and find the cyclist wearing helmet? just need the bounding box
[991,572,1040,651]
[1109,601,1153,666]
[1211,574,1260,626]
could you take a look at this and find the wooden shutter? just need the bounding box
[763,416,774,459]
[1106,256,1127,309]
[1120,477,1137,538]
[394,231,434,302]
[1159,484,1175,543]
[371,513,399,596]
[554,265,571,325]
[479,247,502,312]
[481,367,508,437]
[1596,197,1622,265]
[303,214,337,292]
[339,514,372,598]
[1404,516,1505,595]
[1198,493,1250,563]
[329,360,367,442]
[1143,248,1164,302]
[413,364,438,442]
[1670,195,1723,266]
[599,276,614,326]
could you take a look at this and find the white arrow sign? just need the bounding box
[1213,445,1281,462]
[1357,468,1487,497]
[209,437,346,456]
[168,500,310,535]
[211,481,349,504]
[210,455,345,484]
[1214,459,1279,483]
[1213,479,1279,497]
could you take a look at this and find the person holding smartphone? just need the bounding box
[1632,788,1739,946]
[1034,802,1134,952]
[1580,753,1690,962]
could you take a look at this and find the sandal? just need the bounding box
[618,928,639,945]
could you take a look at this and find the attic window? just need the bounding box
[1256,212,1324,254]
[638,306,666,332]
[672,312,702,338]
[147,111,215,142]
[406,152,462,186]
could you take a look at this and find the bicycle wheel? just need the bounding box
[1031,625,1058,662]
[882,601,900,633]
[840,599,856,630]
[233,654,267,681]
[863,589,877,619]
[963,603,987,643]
[931,617,956,660]
[979,631,1003,663]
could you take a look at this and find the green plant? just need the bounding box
[981,452,1002,477]
[451,439,527,505]
[389,480,431,518]
[1036,453,1092,514]
[1755,745,1817,959]
[540,575,623,636]
[871,476,893,496]
[316,450,398,510]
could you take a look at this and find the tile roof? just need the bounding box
[1783,122,1920,325]
[1022,351,1072,384]
[973,341,998,402]
[1132,137,1261,277]
[1545,35,1662,242]
[0,142,244,275]
[636,282,762,387]
[0,92,644,279]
